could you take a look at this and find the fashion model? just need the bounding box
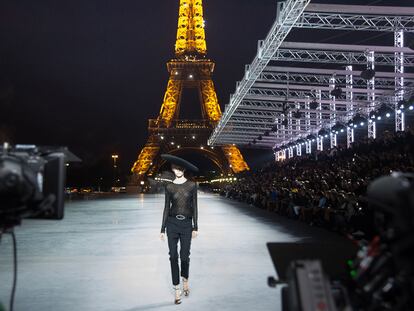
[159,154,199,304]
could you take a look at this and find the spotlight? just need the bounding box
[351,113,368,127]
[318,128,328,137]
[306,134,316,141]
[361,68,376,80]
[330,87,342,97]
[378,103,393,116]
[409,106,413,110]
[377,116,382,120]
[309,100,318,110]
[340,129,344,133]
[386,113,391,118]
[331,121,345,133]
[398,100,407,110]
[293,110,302,119]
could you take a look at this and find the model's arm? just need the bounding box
[161,185,170,233]
[192,183,198,231]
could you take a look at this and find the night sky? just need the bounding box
[0,0,412,186]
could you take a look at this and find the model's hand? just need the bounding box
[192,231,198,239]
[160,233,165,241]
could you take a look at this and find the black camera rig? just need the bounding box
[267,173,414,311]
[0,143,78,230]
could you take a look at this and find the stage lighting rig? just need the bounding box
[398,99,407,109]
[360,68,376,80]
[330,87,343,98]
[318,128,329,137]
[309,100,319,110]
[293,110,302,119]
[331,122,345,134]
[271,125,279,132]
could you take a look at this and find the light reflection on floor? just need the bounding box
[0,191,346,311]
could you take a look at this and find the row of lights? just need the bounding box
[210,177,238,183]
[160,138,217,150]
[160,135,197,140]
[369,102,413,122]
[275,101,414,153]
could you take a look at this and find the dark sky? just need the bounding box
[0,0,412,185]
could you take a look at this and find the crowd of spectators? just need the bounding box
[210,128,414,238]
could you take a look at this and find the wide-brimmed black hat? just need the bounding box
[161,154,200,173]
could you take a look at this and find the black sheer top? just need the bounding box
[160,180,198,233]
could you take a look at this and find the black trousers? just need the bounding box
[166,216,193,286]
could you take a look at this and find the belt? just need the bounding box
[170,214,191,220]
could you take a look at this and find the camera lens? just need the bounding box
[5,173,19,188]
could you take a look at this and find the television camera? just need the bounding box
[0,143,78,230]
[267,172,414,311]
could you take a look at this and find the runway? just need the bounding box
[0,191,348,311]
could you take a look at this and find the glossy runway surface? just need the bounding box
[0,191,348,311]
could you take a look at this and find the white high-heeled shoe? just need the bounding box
[174,285,182,304]
[182,278,190,296]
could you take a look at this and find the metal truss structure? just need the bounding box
[208,2,414,154]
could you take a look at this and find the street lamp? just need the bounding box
[111,154,119,168]
[111,155,119,185]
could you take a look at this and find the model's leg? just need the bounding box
[179,226,192,280]
[167,227,180,286]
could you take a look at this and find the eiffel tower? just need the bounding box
[131,0,250,180]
